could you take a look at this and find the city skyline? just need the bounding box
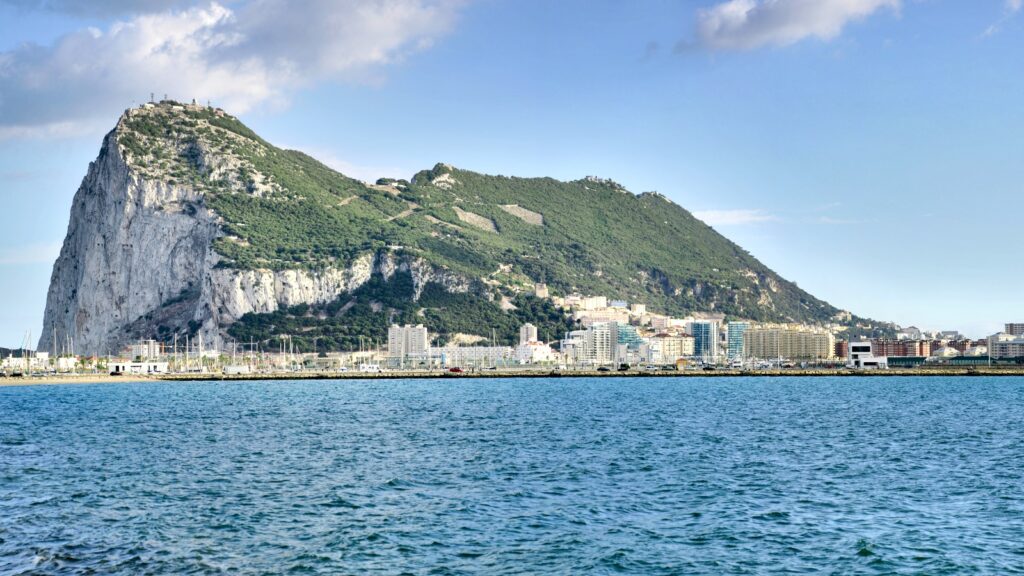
[2,0,1023,346]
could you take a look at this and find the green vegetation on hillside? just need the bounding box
[226,272,574,353]
[116,102,891,336]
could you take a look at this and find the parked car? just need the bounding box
[597,366,611,373]
[448,367,464,373]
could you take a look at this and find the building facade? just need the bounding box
[871,339,931,358]
[691,321,720,362]
[1005,323,1024,337]
[647,334,696,364]
[743,325,836,360]
[726,322,750,361]
[989,333,1024,359]
[519,323,538,345]
[387,324,430,366]
[439,346,514,367]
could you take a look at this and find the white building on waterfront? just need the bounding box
[515,341,556,365]
[439,346,514,368]
[110,361,170,375]
[387,324,431,367]
[743,325,835,361]
[847,341,887,369]
[988,332,1024,359]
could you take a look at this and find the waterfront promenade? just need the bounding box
[5,365,1024,386]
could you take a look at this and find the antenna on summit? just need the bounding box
[150,92,154,103]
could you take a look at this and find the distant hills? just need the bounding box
[39,101,892,355]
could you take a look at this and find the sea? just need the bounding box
[1,376,1023,575]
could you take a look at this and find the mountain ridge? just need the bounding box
[39,101,891,355]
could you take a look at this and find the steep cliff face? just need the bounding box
[40,101,892,355]
[38,106,470,355]
[39,127,217,355]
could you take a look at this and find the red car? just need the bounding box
[448,367,464,373]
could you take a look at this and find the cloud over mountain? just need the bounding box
[0,0,463,138]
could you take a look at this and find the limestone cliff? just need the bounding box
[40,101,893,355]
[38,104,470,355]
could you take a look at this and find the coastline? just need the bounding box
[4,366,1024,387]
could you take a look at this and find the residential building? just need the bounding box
[648,315,671,330]
[614,323,645,364]
[691,321,720,362]
[515,342,556,365]
[897,326,923,340]
[574,308,631,327]
[577,296,608,311]
[561,322,632,365]
[387,324,430,366]
[647,333,696,364]
[130,340,161,360]
[586,322,617,364]
[743,325,835,360]
[559,330,588,365]
[989,333,1024,359]
[519,323,538,345]
[835,341,849,360]
[871,339,931,358]
[1005,323,1024,337]
[439,346,514,367]
[726,322,750,361]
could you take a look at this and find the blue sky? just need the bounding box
[0,0,1021,346]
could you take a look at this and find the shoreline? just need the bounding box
[4,366,1024,386]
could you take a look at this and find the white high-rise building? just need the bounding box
[586,322,616,365]
[561,323,619,365]
[387,324,430,366]
[520,323,538,345]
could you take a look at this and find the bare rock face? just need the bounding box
[38,107,468,356]
[38,127,220,356]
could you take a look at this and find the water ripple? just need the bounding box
[2,376,1024,574]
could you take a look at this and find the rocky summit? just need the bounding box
[39,101,881,355]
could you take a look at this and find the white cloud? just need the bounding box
[693,209,778,226]
[0,242,61,265]
[0,1,464,138]
[984,0,1022,36]
[694,0,901,51]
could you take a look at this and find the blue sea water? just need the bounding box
[2,376,1024,575]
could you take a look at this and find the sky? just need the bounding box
[0,0,1022,346]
